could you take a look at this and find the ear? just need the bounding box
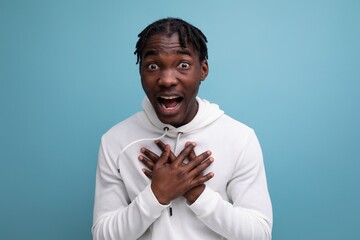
[200,60,209,81]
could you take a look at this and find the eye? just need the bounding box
[178,62,190,69]
[147,63,159,70]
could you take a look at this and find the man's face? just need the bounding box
[140,33,208,128]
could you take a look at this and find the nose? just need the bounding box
[158,69,177,87]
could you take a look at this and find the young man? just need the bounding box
[92,18,272,240]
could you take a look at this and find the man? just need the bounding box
[92,17,272,240]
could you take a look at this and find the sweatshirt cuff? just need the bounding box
[187,186,219,217]
[137,184,170,218]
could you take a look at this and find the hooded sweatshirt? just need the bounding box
[92,97,272,240]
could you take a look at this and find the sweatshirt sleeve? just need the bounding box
[188,131,273,240]
[92,137,169,240]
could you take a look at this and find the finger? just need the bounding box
[188,150,196,161]
[142,168,153,179]
[155,144,171,167]
[138,155,155,170]
[185,142,197,161]
[155,140,176,162]
[191,172,214,186]
[188,157,214,177]
[186,150,212,170]
[173,143,196,166]
[140,147,160,163]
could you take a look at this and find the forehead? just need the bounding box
[142,33,197,57]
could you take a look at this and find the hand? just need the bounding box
[154,141,212,204]
[183,142,210,204]
[139,140,214,204]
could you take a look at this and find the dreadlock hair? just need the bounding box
[134,17,208,65]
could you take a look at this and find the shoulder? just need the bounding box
[209,114,259,150]
[101,112,144,144]
[217,114,255,135]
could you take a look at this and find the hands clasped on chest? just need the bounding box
[138,140,214,205]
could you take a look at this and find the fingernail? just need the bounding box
[207,150,212,155]
[138,156,143,161]
[140,148,145,153]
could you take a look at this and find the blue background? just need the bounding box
[1,0,359,239]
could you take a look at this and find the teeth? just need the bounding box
[160,96,179,99]
[158,96,182,111]
[160,103,178,110]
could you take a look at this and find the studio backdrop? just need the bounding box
[1,0,359,239]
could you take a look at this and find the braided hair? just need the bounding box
[134,17,208,64]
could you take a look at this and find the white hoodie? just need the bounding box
[92,97,272,240]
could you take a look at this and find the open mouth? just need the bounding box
[157,96,183,110]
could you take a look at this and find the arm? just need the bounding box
[188,131,272,240]
[92,137,168,240]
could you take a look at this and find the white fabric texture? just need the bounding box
[92,97,272,240]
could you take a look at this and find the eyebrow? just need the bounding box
[143,50,158,59]
[143,48,193,59]
[176,49,192,56]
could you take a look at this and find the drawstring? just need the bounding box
[116,127,169,173]
[173,132,183,154]
[115,127,182,217]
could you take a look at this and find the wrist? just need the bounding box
[151,183,171,205]
[185,185,205,205]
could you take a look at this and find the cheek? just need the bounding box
[184,83,200,101]
[140,73,151,86]
[140,77,150,93]
[141,75,159,99]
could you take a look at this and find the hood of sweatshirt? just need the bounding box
[142,96,224,138]
[116,96,224,169]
